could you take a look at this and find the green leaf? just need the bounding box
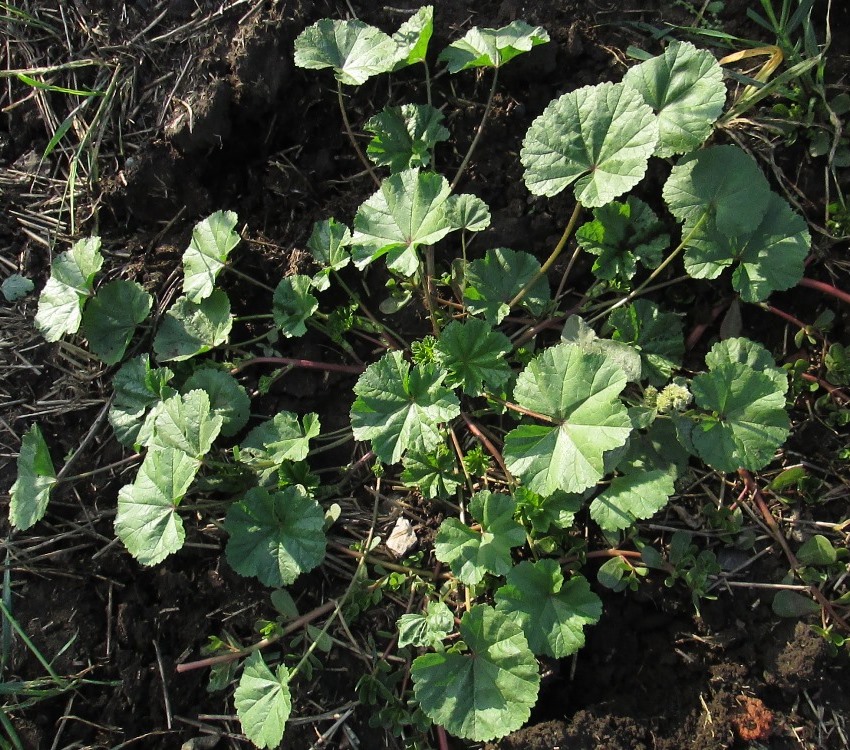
[182,210,240,303]
[411,605,539,742]
[435,491,525,585]
[183,368,250,438]
[772,590,819,618]
[35,237,103,341]
[401,446,461,499]
[446,194,491,232]
[391,5,433,69]
[9,424,56,530]
[307,218,351,291]
[398,600,454,649]
[704,337,788,393]
[239,411,321,479]
[683,192,810,302]
[115,447,200,565]
[365,104,449,173]
[463,247,550,323]
[560,315,643,383]
[663,145,771,237]
[495,561,601,658]
[622,40,726,157]
[153,291,233,361]
[234,652,291,749]
[797,535,838,566]
[622,418,690,480]
[607,300,684,386]
[575,197,668,282]
[224,486,326,587]
[351,169,455,276]
[504,343,632,495]
[690,362,789,472]
[515,487,582,534]
[350,351,460,464]
[438,21,549,72]
[150,390,223,459]
[2,273,34,302]
[435,318,512,396]
[293,19,398,85]
[521,82,658,206]
[589,469,675,531]
[272,275,318,338]
[108,355,175,447]
[81,280,152,365]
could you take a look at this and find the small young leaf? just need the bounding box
[503,343,632,495]
[234,652,291,749]
[153,291,233,361]
[397,600,453,648]
[81,280,152,365]
[445,194,491,232]
[239,411,321,480]
[439,21,549,72]
[35,237,103,341]
[114,447,200,565]
[589,469,675,531]
[183,368,250,438]
[224,486,326,587]
[772,590,819,618]
[607,300,684,386]
[434,318,512,396]
[575,197,668,282]
[351,169,455,276]
[463,247,550,323]
[521,82,658,206]
[515,487,582,533]
[2,273,34,302]
[108,355,175,447]
[391,5,433,69]
[182,210,240,303]
[351,351,460,464]
[796,535,838,566]
[307,218,350,291]
[495,561,601,658]
[9,424,56,530]
[272,275,318,338]
[293,19,397,85]
[435,491,525,585]
[365,104,449,173]
[411,605,539,742]
[151,390,223,459]
[401,446,461,499]
[623,40,726,157]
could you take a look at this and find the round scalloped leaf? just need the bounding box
[108,356,175,447]
[224,486,326,587]
[589,468,675,531]
[704,337,788,395]
[2,273,34,302]
[151,390,223,459]
[401,446,461,499]
[463,247,550,323]
[182,210,240,303]
[521,82,658,207]
[293,19,397,86]
[435,318,512,396]
[438,20,549,72]
[411,605,539,742]
[365,104,449,173]
[10,424,56,531]
[183,368,250,438]
[683,192,809,302]
[663,145,771,237]
[446,194,491,232]
[623,40,726,157]
[398,600,454,649]
[82,280,152,365]
[273,275,318,338]
[153,291,233,361]
[391,6,433,69]
[234,652,291,750]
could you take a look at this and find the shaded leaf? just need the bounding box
[82,280,152,365]
[607,300,684,386]
[183,368,250,438]
[446,194,491,232]
[273,275,318,337]
[398,600,453,649]
[307,218,351,291]
[153,291,233,361]
[108,355,175,447]
[151,390,223,459]
[435,318,512,396]
[2,274,34,302]
[365,104,449,172]
[239,411,321,480]
[401,446,461,499]
[463,247,550,323]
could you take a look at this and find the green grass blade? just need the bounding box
[0,600,64,686]
[43,113,75,159]
[0,710,23,750]
[15,73,102,97]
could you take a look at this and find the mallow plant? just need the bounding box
[11,6,844,747]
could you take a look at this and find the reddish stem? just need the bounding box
[461,412,510,478]
[230,356,365,375]
[586,549,643,560]
[436,726,450,750]
[800,372,850,405]
[763,304,821,339]
[799,276,850,306]
[488,396,557,424]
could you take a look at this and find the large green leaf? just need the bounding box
[224,486,326,587]
[704,337,787,392]
[9,424,56,530]
[607,300,684,386]
[365,104,449,173]
[350,351,460,464]
[623,40,726,157]
[391,6,433,69]
[463,247,550,323]
[115,446,200,566]
[239,411,321,480]
[495,561,601,658]
[35,236,103,342]
[182,368,250,438]
[182,210,240,303]
[272,275,318,338]
[589,469,675,531]
[398,600,454,649]
[434,491,525,585]
[151,390,223,459]
[351,169,455,276]
[108,355,175,447]
[438,21,549,72]
[503,343,632,494]
[234,652,291,750]
[81,280,152,365]
[683,192,810,302]
[411,605,539,742]
[153,290,233,361]
[293,19,397,85]
[521,82,658,206]
[434,318,512,396]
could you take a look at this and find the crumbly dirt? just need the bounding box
[2,1,850,748]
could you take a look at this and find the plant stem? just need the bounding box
[223,265,276,293]
[328,542,439,579]
[423,59,432,108]
[332,271,406,350]
[58,454,141,483]
[337,81,380,188]
[450,68,499,191]
[509,201,584,309]
[230,357,365,376]
[487,395,558,424]
[760,303,820,339]
[422,252,440,335]
[461,413,511,480]
[800,373,850,405]
[799,276,850,305]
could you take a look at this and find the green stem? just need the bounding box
[332,271,406,350]
[233,313,274,323]
[422,252,440,335]
[223,265,275,293]
[423,59,432,108]
[337,81,380,188]
[450,67,499,191]
[509,201,584,309]
[0,599,64,685]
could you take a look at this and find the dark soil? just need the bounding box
[3,1,850,749]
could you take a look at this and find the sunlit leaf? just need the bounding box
[273,275,318,338]
[153,291,233,361]
[439,21,549,72]
[9,424,56,530]
[182,210,240,302]
[234,652,291,749]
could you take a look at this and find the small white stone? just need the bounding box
[385,517,417,557]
